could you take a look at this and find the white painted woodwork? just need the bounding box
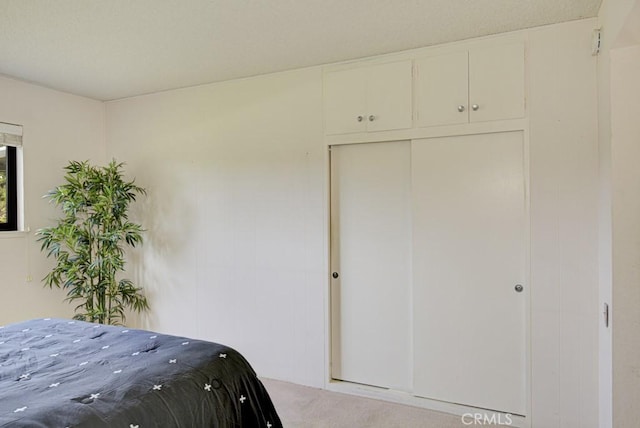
[366,61,413,132]
[415,43,524,128]
[324,67,367,135]
[415,52,469,127]
[469,43,525,122]
[412,132,526,415]
[324,60,412,135]
[330,141,412,391]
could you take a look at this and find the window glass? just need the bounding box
[0,146,7,223]
[0,145,17,231]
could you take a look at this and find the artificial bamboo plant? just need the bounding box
[37,160,148,325]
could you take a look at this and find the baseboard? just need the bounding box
[326,379,529,428]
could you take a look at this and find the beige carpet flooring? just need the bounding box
[261,378,509,428]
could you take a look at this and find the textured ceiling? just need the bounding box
[0,0,602,101]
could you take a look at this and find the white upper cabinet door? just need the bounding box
[366,60,413,132]
[415,42,525,128]
[324,60,412,135]
[324,67,368,135]
[469,43,525,122]
[415,52,469,127]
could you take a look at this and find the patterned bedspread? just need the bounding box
[0,318,281,427]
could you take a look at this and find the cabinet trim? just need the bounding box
[325,118,528,146]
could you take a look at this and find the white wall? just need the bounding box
[105,68,327,387]
[610,5,640,426]
[0,75,105,325]
[528,19,600,428]
[611,44,640,428]
[597,1,640,426]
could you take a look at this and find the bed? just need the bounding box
[0,318,282,427]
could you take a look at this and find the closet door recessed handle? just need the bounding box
[368,115,376,122]
[357,115,364,122]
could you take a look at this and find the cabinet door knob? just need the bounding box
[368,115,376,122]
[356,115,364,122]
[472,104,480,111]
[457,105,465,112]
[332,272,339,279]
[515,284,524,293]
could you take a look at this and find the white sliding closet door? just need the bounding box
[330,141,412,391]
[412,132,527,415]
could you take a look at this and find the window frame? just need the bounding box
[0,145,18,231]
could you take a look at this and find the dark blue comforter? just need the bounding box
[0,318,282,427]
